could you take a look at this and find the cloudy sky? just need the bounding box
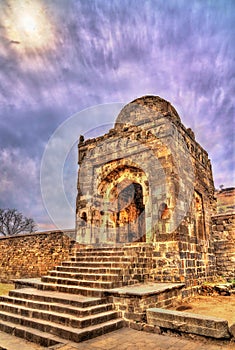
[0,0,234,230]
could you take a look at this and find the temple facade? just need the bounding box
[76,96,217,285]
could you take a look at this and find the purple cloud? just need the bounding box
[0,0,234,229]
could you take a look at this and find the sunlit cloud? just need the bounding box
[2,0,55,54]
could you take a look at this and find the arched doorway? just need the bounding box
[97,164,149,244]
[113,181,145,242]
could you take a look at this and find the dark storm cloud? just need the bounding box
[0,104,68,157]
[0,0,234,228]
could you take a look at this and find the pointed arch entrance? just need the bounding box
[98,164,149,243]
[112,180,145,242]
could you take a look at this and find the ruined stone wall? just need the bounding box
[212,213,235,278]
[0,230,77,283]
[147,122,216,286]
[215,187,235,214]
[150,240,216,289]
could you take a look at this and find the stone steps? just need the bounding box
[0,295,113,317]
[55,265,123,274]
[41,275,123,289]
[0,314,124,345]
[9,288,104,308]
[70,256,132,262]
[62,261,130,268]
[37,281,108,297]
[48,270,123,282]
[0,319,64,347]
[0,303,119,328]
[75,250,126,256]
[0,246,146,346]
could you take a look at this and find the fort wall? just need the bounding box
[0,230,77,283]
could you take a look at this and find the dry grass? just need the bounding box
[0,283,14,296]
[172,295,235,326]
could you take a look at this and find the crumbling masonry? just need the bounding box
[76,95,221,288]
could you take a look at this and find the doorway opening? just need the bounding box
[111,181,146,243]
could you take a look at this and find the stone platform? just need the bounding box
[109,282,185,296]
[109,282,185,324]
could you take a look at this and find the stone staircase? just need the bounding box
[0,246,144,347]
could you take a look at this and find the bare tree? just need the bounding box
[0,209,37,236]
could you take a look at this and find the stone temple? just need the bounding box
[76,95,216,286]
[0,95,234,346]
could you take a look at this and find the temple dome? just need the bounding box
[114,95,181,129]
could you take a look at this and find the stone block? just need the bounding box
[129,322,143,331]
[143,324,155,333]
[147,308,231,339]
[229,323,235,338]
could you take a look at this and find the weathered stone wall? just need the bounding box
[212,213,235,278]
[76,95,216,286]
[112,284,184,324]
[0,230,77,283]
[150,240,216,290]
[215,187,235,214]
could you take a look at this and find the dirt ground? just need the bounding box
[0,283,14,296]
[173,295,235,326]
